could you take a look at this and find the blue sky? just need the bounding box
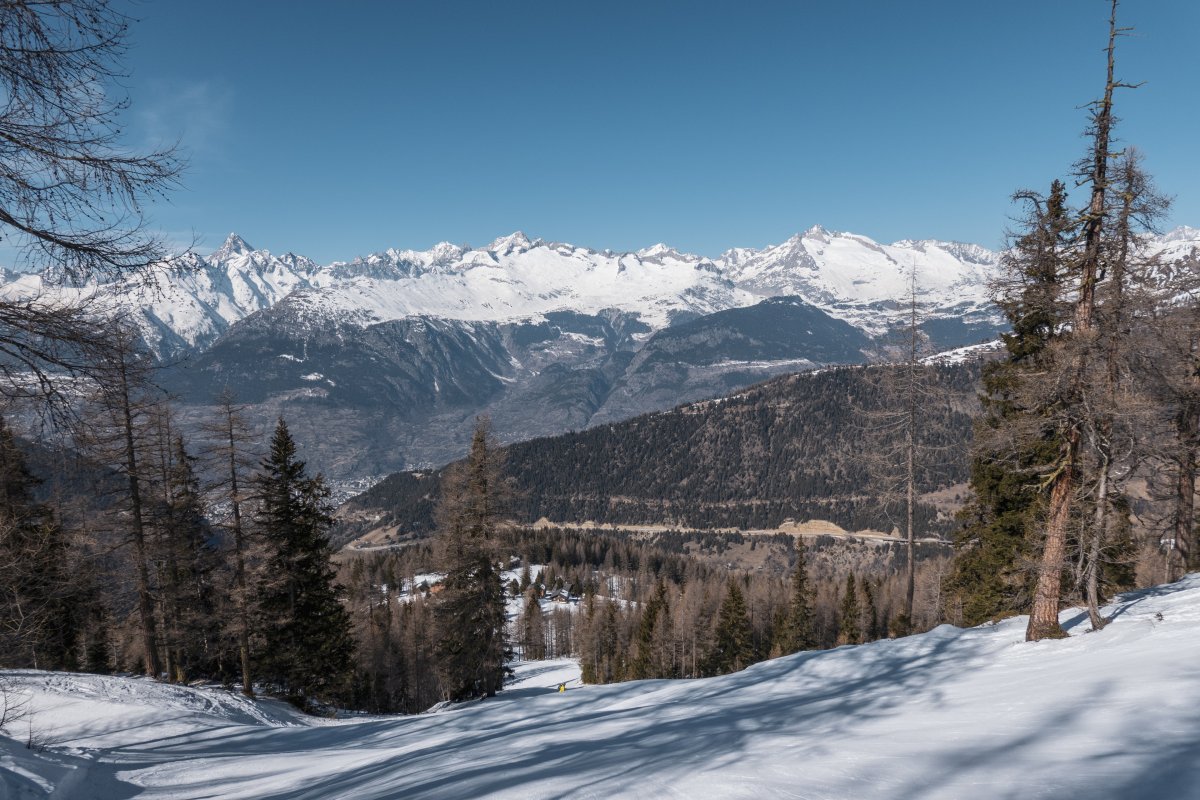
[116,0,1199,262]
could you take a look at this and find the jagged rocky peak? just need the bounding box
[211,232,255,261]
[719,225,830,262]
[719,246,756,267]
[427,241,468,264]
[930,240,997,265]
[488,231,535,256]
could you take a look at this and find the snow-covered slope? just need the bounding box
[722,225,998,331]
[5,576,1200,799]
[302,231,749,332]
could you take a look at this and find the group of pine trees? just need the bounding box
[338,508,946,713]
[568,543,897,685]
[0,370,355,708]
[330,420,513,713]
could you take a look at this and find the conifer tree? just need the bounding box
[157,434,220,682]
[633,580,671,679]
[709,580,754,674]
[862,268,934,630]
[86,329,162,676]
[521,589,546,660]
[774,543,816,655]
[946,181,1072,626]
[837,574,861,646]
[433,418,509,701]
[203,389,258,695]
[253,419,354,705]
[0,417,79,668]
[1025,0,1136,642]
[1073,148,1166,629]
[860,578,879,642]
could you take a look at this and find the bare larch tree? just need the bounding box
[0,0,182,414]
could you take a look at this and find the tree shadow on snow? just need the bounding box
[161,629,990,799]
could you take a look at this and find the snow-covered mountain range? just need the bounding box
[5,224,1198,360]
[0,225,1020,357]
[3,226,1196,479]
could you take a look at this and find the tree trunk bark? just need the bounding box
[1027,446,1075,641]
[119,360,160,677]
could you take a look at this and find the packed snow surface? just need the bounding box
[6,577,1200,798]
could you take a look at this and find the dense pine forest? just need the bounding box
[340,361,981,541]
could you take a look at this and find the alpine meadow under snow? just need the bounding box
[4,577,1200,799]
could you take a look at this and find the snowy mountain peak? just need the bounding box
[212,232,254,260]
[636,243,694,261]
[429,241,467,261]
[1160,225,1200,244]
[489,231,535,255]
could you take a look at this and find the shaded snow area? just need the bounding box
[6,578,1200,798]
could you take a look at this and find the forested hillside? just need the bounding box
[339,361,981,543]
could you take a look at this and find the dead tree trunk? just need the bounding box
[1084,440,1111,630]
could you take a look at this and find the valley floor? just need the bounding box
[5,578,1200,799]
